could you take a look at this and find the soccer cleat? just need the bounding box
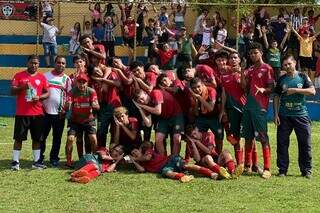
[243,166,252,175]
[219,167,231,179]
[179,175,194,183]
[302,172,312,179]
[261,170,272,179]
[226,135,238,145]
[11,161,20,171]
[277,173,286,177]
[50,160,59,168]
[252,165,264,175]
[233,164,244,179]
[71,170,89,178]
[210,172,219,180]
[32,162,47,170]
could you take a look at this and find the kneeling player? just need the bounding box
[70,145,124,184]
[185,126,244,179]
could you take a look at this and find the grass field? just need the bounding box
[0,117,319,212]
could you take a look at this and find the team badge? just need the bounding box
[297,83,303,89]
[1,4,14,18]
[257,73,263,78]
[35,79,41,86]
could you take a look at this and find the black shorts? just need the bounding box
[123,37,134,49]
[68,120,97,136]
[299,56,314,70]
[13,115,45,141]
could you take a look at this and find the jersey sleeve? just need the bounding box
[274,76,285,96]
[146,72,157,87]
[90,88,98,102]
[151,90,163,105]
[11,73,20,87]
[301,73,313,88]
[208,88,217,102]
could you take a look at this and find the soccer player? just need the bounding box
[110,106,142,154]
[274,55,315,178]
[40,56,72,167]
[65,73,100,167]
[180,64,217,89]
[240,42,274,179]
[79,35,106,63]
[133,89,184,155]
[219,52,246,165]
[130,142,221,182]
[11,55,49,170]
[70,145,124,184]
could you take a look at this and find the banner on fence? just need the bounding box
[0,1,37,21]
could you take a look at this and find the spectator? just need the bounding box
[176,27,197,69]
[69,22,81,55]
[11,55,49,170]
[170,3,187,30]
[92,20,105,44]
[40,17,64,67]
[136,3,148,46]
[214,20,228,45]
[193,9,209,49]
[83,20,93,37]
[103,16,116,57]
[201,17,214,46]
[89,1,106,27]
[41,0,56,22]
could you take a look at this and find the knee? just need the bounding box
[67,135,75,144]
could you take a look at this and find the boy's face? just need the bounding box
[149,65,159,73]
[131,148,142,158]
[184,68,196,81]
[136,91,149,105]
[215,57,227,70]
[228,54,240,67]
[27,58,39,74]
[113,58,123,68]
[116,112,129,125]
[282,58,296,73]
[110,146,124,159]
[191,82,203,95]
[161,76,172,87]
[271,41,278,48]
[81,37,93,49]
[55,57,66,74]
[190,128,201,140]
[74,59,86,70]
[132,66,145,79]
[76,80,87,92]
[249,49,262,63]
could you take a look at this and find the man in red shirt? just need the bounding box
[65,73,100,167]
[130,61,158,93]
[133,89,184,155]
[80,35,106,64]
[240,42,274,179]
[11,55,49,170]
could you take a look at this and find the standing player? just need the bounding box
[11,55,49,170]
[65,73,100,167]
[274,55,315,178]
[240,42,274,179]
[40,56,72,167]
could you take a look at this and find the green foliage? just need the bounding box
[0,117,319,212]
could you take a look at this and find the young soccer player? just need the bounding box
[240,42,274,179]
[65,73,100,167]
[70,145,124,184]
[130,142,221,182]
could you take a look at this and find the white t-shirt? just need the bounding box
[216,28,227,44]
[194,14,205,34]
[41,22,59,44]
[202,26,213,46]
[43,71,72,115]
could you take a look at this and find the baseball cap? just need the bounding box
[76,73,89,82]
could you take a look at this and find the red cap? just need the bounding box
[76,73,89,82]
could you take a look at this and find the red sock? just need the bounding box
[66,154,72,165]
[235,149,243,165]
[226,160,235,174]
[174,173,185,180]
[244,143,253,167]
[81,163,98,172]
[198,167,214,177]
[262,144,271,170]
[252,146,258,166]
[87,169,100,180]
[210,164,221,174]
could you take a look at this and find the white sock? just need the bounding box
[12,150,21,163]
[33,150,40,162]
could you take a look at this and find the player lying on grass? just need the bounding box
[129,142,230,182]
[70,145,124,184]
[184,126,244,179]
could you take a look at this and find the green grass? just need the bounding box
[0,117,319,212]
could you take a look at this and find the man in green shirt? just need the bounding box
[273,55,316,179]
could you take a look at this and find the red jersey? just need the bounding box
[172,79,192,116]
[145,71,158,88]
[150,89,182,119]
[220,70,247,107]
[195,64,217,87]
[187,132,217,159]
[121,67,135,98]
[124,20,136,38]
[12,71,49,116]
[118,117,142,146]
[141,149,168,173]
[102,71,121,107]
[193,86,217,117]
[158,49,177,67]
[245,63,274,110]
[67,87,98,124]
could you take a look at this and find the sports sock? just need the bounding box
[244,143,253,167]
[235,149,243,165]
[252,146,258,166]
[12,150,21,162]
[225,160,235,174]
[262,144,271,170]
[198,167,214,177]
[210,164,221,174]
[174,173,185,180]
[87,170,100,180]
[33,149,41,162]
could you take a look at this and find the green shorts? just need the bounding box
[241,109,269,142]
[227,108,243,137]
[74,154,100,170]
[161,155,185,176]
[195,116,224,141]
[156,114,184,135]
